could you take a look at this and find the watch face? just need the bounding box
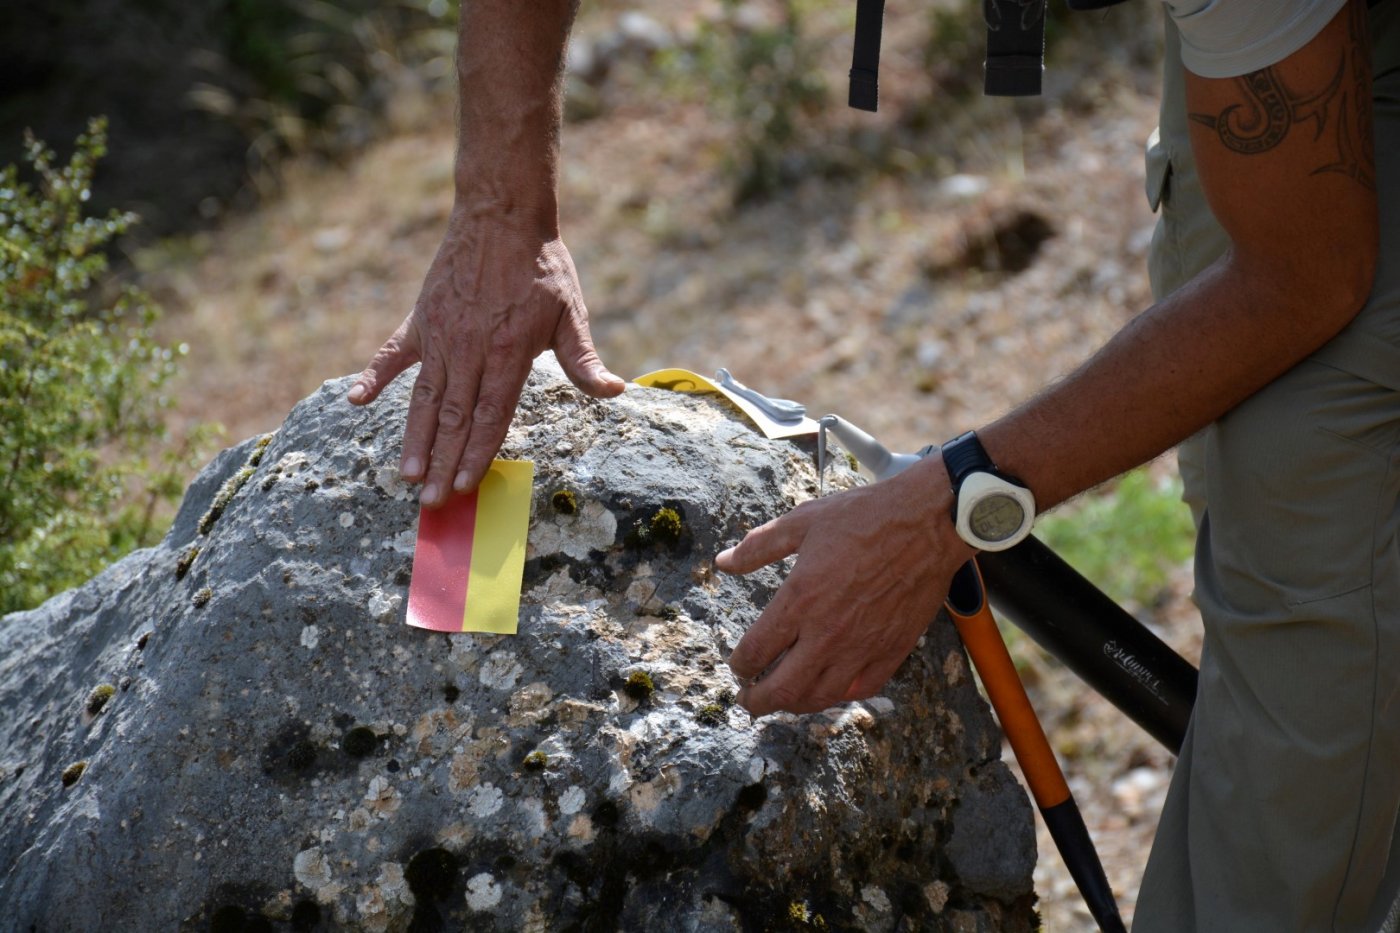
[970,493,1026,543]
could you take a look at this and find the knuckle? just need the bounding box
[436,401,469,432]
[765,682,805,712]
[473,397,508,427]
[411,380,442,406]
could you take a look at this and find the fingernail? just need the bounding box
[347,384,366,403]
[453,471,470,491]
[422,483,442,506]
[401,457,422,479]
[715,547,735,566]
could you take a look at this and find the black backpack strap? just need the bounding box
[984,0,1046,97]
[849,0,886,111]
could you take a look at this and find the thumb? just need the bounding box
[349,328,420,405]
[553,300,625,398]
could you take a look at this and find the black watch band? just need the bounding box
[941,431,996,492]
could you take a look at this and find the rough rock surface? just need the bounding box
[0,355,1036,931]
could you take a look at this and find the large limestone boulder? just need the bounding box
[0,356,1036,931]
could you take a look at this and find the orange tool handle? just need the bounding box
[945,561,1070,810]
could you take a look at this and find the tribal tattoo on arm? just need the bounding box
[1188,0,1374,190]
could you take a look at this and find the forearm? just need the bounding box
[978,249,1373,513]
[978,0,1377,517]
[454,0,580,235]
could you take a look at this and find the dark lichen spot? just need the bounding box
[551,489,578,515]
[387,759,401,773]
[287,740,318,772]
[648,507,683,546]
[175,545,201,580]
[443,684,460,704]
[136,631,151,651]
[210,905,248,933]
[736,781,767,812]
[199,466,256,535]
[304,479,319,492]
[623,670,655,701]
[522,750,548,771]
[61,760,87,787]
[289,900,321,931]
[405,847,460,902]
[343,726,378,758]
[592,799,620,829]
[394,568,412,587]
[193,587,213,608]
[695,703,726,727]
[85,683,116,716]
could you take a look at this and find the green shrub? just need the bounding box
[661,0,830,205]
[1037,467,1197,611]
[0,119,206,615]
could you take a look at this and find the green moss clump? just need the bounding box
[85,683,116,716]
[198,466,256,535]
[522,750,548,771]
[192,587,213,608]
[61,760,87,787]
[174,545,200,580]
[624,670,655,701]
[342,726,377,758]
[247,433,274,467]
[649,507,683,546]
[551,489,578,515]
[845,452,859,471]
[695,703,726,726]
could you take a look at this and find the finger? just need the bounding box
[553,299,625,398]
[843,646,917,703]
[714,507,813,575]
[400,347,448,485]
[738,646,855,717]
[727,580,803,684]
[452,345,532,493]
[418,362,479,508]
[348,326,419,405]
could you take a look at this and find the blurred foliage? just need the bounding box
[0,120,215,615]
[189,0,458,193]
[660,0,830,205]
[1038,467,1196,611]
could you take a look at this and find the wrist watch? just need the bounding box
[940,431,1036,552]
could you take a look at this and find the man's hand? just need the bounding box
[348,215,624,505]
[348,0,610,504]
[716,457,975,716]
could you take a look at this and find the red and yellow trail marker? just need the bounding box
[406,460,534,634]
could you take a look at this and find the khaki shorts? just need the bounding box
[1133,7,1400,931]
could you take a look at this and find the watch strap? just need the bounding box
[941,431,996,491]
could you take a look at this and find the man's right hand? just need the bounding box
[347,208,624,506]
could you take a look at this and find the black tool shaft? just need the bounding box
[1041,798,1128,933]
[979,535,1198,754]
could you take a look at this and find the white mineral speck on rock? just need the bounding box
[558,785,586,815]
[747,757,766,783]
[468,783,504,818]
[339,511,355,528]
[865,697,895,716]
[368,590,401,621]
[862,885,892,913]
[300,626,320,650]
[478,653,524,691]
[465,872,503,912]
[294,846,333,889]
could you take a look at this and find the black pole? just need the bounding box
[979,535,1198,754]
